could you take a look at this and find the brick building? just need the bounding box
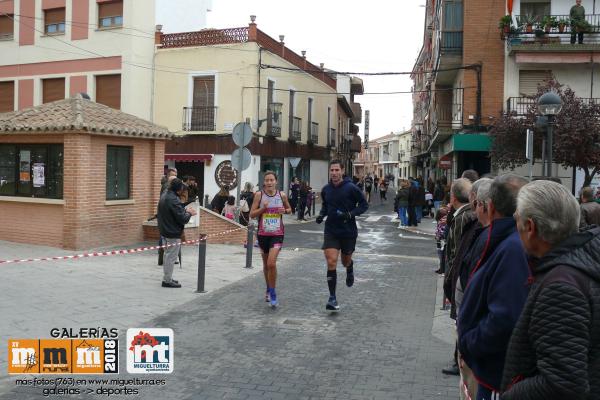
[0,95,170,249]
[411,0,504,180]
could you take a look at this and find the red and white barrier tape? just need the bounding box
[0,227,244,265]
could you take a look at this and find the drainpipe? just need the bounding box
[257,47,262,133]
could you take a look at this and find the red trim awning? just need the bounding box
[164,154,213,162]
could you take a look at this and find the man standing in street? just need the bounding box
[501,180,600,399]
[316,160,369,311]
[580,186,600,228]
[157,178,197,288]
[458,174,530,400]
[161,167,178,194]
[570,0,585,44]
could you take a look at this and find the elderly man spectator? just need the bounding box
[160,168,178,194]
[461,169,480,183]
[457,174,530,400]
[501,180,600,400]
[441,178,476,376]
[580,186,600,228]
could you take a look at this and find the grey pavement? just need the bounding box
[0,204,458,399]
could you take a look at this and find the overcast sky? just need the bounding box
[205,1,426,140]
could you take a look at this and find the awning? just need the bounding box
[164,154,213,162]
[452,134,492,152]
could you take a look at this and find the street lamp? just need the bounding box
[537,91,562,177]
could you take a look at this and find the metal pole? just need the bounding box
[196,234,207,293]
[547,117,554,177]
[541,135,547,178]
[236,144,243,207]
[312,192,316,216]
[204,194,209,208]
[245,223,254,269]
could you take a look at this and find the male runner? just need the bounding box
[316,160,369,311]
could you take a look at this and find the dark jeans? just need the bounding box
[297,199,307,220]
[571,31,584,44]
[407,206,417,226]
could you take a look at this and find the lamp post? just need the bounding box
[537,92,562,177]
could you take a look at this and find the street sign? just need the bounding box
[231,147,251,171]
[232,122,252,147]
[439,155,452,170]
[288,157,301,168]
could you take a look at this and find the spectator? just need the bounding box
[441,178,476,377]
[394,179,410,226]
[461,169,479,183]
[306,183,314,217]
[289,177,300,214]
[407,179,419,227]
[364,174,373,202]
[221,196,236,220]
[501,180,600,400]
[374,175,380,193]
[458,174,530,400]
[570,0,585,44]
[433,178,446,213]
[157,178,196,288]
[379,180,388,201]
[210,186,229,215]
[580,186,600,229]
[297,181,310,221]
[183,176,199,201]
[239,182,254,226]
[435,205,449,275]
[160,168,178,194]
[427,176,435,195]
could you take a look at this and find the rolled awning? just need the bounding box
[164,154,213,162]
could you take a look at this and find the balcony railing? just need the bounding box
[290,116,301,141]
[161,27,248,48]
[182,106,217,131]
[441,31,463,53]
[507,96,600,116]
[329,128,336,147]
[508,15,600,45]
[310,122,319,144]
[432,103,463,130]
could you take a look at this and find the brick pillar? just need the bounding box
[151,140,165,203]
[248,22,257,42]
[63,133,92,249]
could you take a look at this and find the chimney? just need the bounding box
[301,50,307,69]
[248,15,257,41]
[279,35,285,57]
[154,24,163,45]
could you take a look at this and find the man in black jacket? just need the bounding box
[157,178,196,288]
[501,180,600,399]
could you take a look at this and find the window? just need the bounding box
[0,144,63,199]
[521,1,550,20]
[42,78,65,104]
[95,74,121,109]
[0,14,14,40]
[98,1,123,28]
[106,146,131,200]
[44,8,65,35]
[0,81,14,112]
[288,90,295,137]
[519,70,552,96]
[190,75,215,131]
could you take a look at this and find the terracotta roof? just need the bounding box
[0,95,172,139]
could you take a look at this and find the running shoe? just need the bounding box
[270,290,278,307]
[326,296,340,311]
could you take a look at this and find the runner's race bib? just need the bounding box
[262,212,282,233]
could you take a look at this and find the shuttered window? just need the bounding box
[95,74,121,110]
[106,146,131,200]
[42,78,65,103]
[519,70,552,96]
[0,15,14,39]
[0,81,14,112]
[190,76,215,131]
[98,1,123,28]
[44,8,65,34]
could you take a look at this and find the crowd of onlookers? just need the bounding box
[429,169,600,400]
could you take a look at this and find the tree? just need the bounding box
[489,79,600,186]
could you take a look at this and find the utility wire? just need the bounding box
[261,63,481,76]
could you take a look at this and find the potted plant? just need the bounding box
[573,19,591,33]
[518,14,537,33]
[558,17,569,32]
[542,16,557,33]
[499,15,513,35]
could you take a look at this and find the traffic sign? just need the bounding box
[231,147,251,171]
[232,122,252,147]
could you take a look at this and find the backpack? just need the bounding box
[240,199,250,213]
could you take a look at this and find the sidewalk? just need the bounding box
[398,216,438,236]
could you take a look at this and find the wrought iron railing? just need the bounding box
[310,122,319,144]
[161,27,248,48]
[441,31,463,52]
[329,128,336,147]
[513,14,600,34]
[507,96,600,116]
[182,106,217,131]
[290,117,301,141]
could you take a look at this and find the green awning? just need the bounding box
[452,134,492,152]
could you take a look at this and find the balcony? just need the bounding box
[351,102,362,124]
[507,96,600,116]
[267,102,282,137]
[310,122,319,144]
[329,128,336,147]
[441,31,463,54]
[290,116,301,142]
[182,106,217,132]
[508,14,600,54]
